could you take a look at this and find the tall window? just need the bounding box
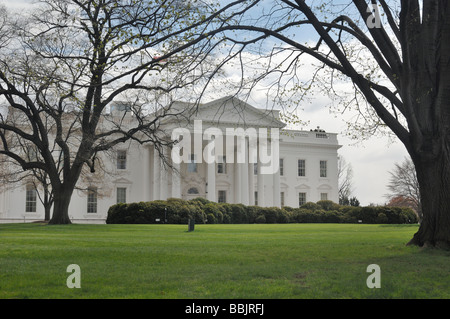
[218,190,227,203]
[320,160,327,177]
[254,163,258,175]
[217,156,227,174]
[187,154,197,173]
[298,159,306,177]
[280,192,285,207]
[25,185,37,213]
[117,187,127,204]
[320,193,328,201]
[279,158,284,176]
[254,191,258,206]
[299,192,307,206]
[117,150,127,170]
[87,187,98,213]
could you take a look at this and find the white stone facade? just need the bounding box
[0,97,341,223]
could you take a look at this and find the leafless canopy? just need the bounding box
[0,0,251,223]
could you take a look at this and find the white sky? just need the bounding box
[0,0,28,10]
[0,0,409,205]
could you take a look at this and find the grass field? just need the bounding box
[0,223,449,299]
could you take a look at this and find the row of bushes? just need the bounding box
[106,198,418,225]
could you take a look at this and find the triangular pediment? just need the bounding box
[165,96,286,129]
[196,96,286,129]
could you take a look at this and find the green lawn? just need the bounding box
[0,223,449,299]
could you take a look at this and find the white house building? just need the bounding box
[0,97,341,223]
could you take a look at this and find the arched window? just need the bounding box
[187,187,199,195]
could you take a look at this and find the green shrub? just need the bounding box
[223,212,232,224]
[106,198,418,225]
[317,200,341,211]
[246,206,259,224]
[292,208,318,223]
[230,204,248,224]
[300,202,321,211]
[377,212,389,224]
[255,214,266,224]
[203,203,223,223]
[206,213,217,224]
[189,197,211,207]
[262,207,280,223]
[360,206,379,224]
[340,206,362,223]
[277,209,291,223]
[322,210,342,223]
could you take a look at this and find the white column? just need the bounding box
[171,161,181,199]
[160,146,169,200]
[241,138,249,205]
[271,132,280,207]
[257,160,265,207]
[273,165,281,208]
[248,161,254,205]
[234,157,241,204]
[142,146,151,202]
[152,147,160,200]
[207,157,216,202]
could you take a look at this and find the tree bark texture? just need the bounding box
[48,187,74,225]
[399,0,450,248]
[408,147,450,249]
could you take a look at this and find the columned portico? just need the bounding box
[151,134,282,207]
[146,97,339,209]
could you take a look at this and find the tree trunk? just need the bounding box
[44,205,51,222]
[408,149,450,249]
[49,187,73,225]
[43,187,52,222]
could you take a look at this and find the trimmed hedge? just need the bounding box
[106,198,418,225]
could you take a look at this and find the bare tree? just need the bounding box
[386,157,421,221]
[338,155,354,205]
[201,0,450,249]
[0,0,245,224]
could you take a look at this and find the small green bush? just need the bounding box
[230,204,248,224]
[317,200,341,211]
[300,202,321,211]
[262,207,280,224]
[206,213,217,224]
[255,214,266,224]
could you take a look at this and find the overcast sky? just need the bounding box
[0,0,410,205]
